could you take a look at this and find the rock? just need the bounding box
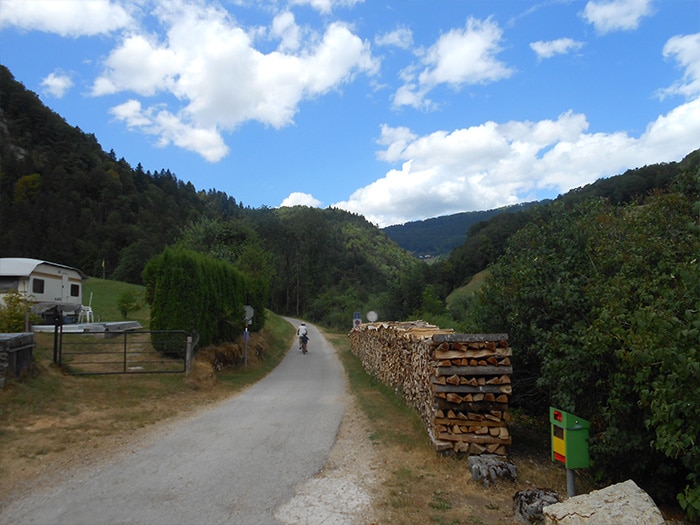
[468,454,517,487]
[543,479,665,525]
[513,488,561,524]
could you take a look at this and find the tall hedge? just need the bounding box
[143,247,247,348]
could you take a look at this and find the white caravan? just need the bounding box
[0,258,86,321]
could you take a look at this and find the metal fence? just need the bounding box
[55,329,191,375]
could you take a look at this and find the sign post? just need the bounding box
[243,305,254,369]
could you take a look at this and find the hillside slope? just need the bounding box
[383,202,541,258]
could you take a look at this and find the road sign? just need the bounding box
[353,311,361,328]
[244,305,254,324]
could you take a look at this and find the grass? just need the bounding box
[325,331,429,450]
[326,329,579,525]
[83,278,151,327]
[215,313,294,387]
[445,269,490,311]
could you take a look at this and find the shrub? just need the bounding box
[116,290,141,319]
[0,291,38,332]
[143,247,247,348]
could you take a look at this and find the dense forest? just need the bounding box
[1,63,698,516]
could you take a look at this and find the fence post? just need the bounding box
[123,332,128,373]
[185,336,193,375]
[52,307,62,365]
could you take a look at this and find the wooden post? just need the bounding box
[185,336,193,375]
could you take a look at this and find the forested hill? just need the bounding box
[0,65,246,281]
[0,62,695,321]
[384,156,683,259]
[383,202,542,258]
[0,64,417,326]
[431,154,690,292]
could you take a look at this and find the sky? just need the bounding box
[1,0,699,227]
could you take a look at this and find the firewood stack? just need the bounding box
[431,333,512,455]
[349,323,512,456]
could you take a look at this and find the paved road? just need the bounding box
[1,319,346,525]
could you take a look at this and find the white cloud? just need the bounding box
[375,27,413,49]
[109,99,229,162]
[280,192,322,207]
[289,0,364,14]
[41,71,73,98]
[0,0,133,36]
[271,11,301,52]
[91,1,377,161]
[658,33,700,99]
[530,38,584,60]
[334,99,700,227]
[581,0,653,34]
[393,17,513,109]
[91,33,181,97]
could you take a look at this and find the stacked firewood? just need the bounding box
[431,333,512,455]
[349,323,511,456]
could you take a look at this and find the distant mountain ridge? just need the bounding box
[382,202,544,258]
[384,153,686,260]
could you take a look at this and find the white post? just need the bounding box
[244,327,249,369]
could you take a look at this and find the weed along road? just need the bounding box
[1,320,346,525]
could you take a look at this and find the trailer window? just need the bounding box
[32,278,45,294]
[70,284,80,297]
[0,277,19,292]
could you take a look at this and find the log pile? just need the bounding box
[431,333,512,455]
[349,322,511,456]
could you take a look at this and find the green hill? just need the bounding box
[382,202,541,258]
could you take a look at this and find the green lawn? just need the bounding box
[83,278,151,327]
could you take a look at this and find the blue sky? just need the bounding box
[1,0,698,227]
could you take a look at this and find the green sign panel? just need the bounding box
[550,407,591,469]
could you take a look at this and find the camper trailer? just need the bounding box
[0,258,86,322]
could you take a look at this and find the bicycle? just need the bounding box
[300,334,309,354]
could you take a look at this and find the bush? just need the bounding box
[116,290,141,319]
[469,170,699,509]
[0,291,38,332]
[143,247,247,348]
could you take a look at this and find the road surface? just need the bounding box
[1,319,346,525]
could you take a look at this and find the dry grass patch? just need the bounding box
[326,330,594,525]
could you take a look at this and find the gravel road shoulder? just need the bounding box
[276,389,382,524]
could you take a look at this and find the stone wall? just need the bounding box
[0,332,35,388]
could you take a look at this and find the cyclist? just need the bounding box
[297,322,308,352]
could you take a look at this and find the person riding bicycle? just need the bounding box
[297,322,308,351]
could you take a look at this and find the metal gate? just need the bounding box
[54,328,190,375]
